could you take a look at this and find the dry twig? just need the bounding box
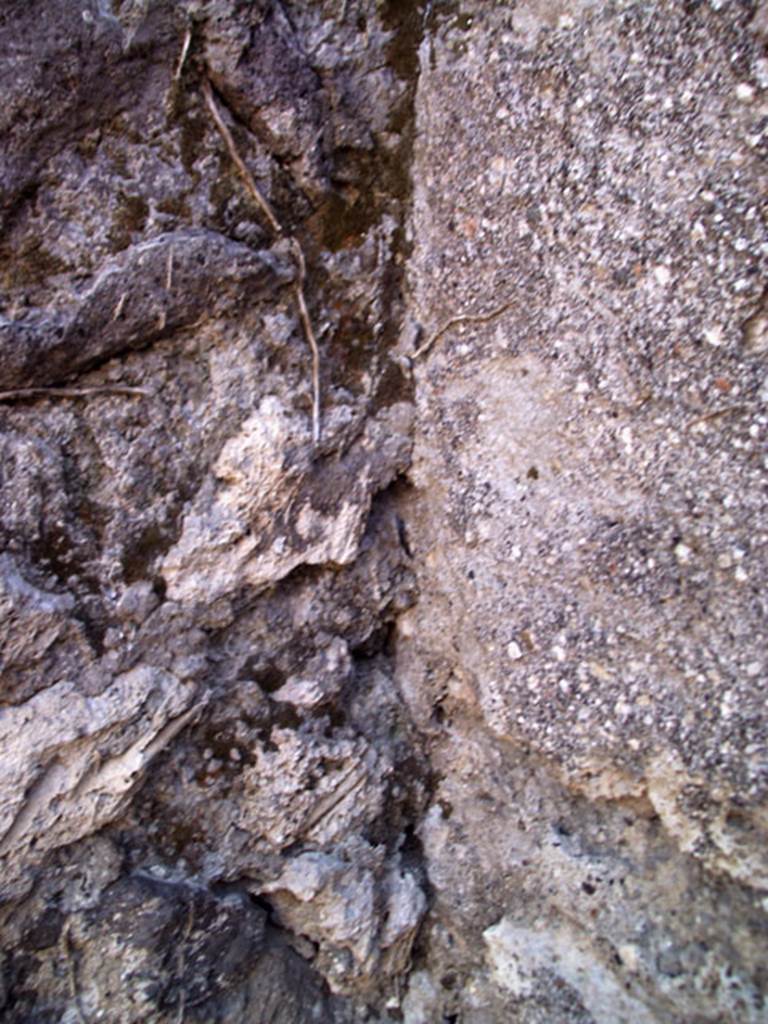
[412,299,517,359]
[201,78,282,237]
[687,404,745,430]
[201,76,322,443]
[166,245,174,291]
[291,240,321,444]
[112,291,127,321]
[0,385,151,402]
[174,25,193,82]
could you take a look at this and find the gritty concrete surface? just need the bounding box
[396,0,768,1019]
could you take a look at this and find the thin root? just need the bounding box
[0,385,152,403]
[413,299,517,359]
[202,75,322,443]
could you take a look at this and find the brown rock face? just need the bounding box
[1,2,766,1022]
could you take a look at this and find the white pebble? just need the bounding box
[507,641,523,661]
[674,542,692,564]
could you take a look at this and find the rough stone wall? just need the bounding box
[0,2,426,1019]
[0,1,767,1022]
